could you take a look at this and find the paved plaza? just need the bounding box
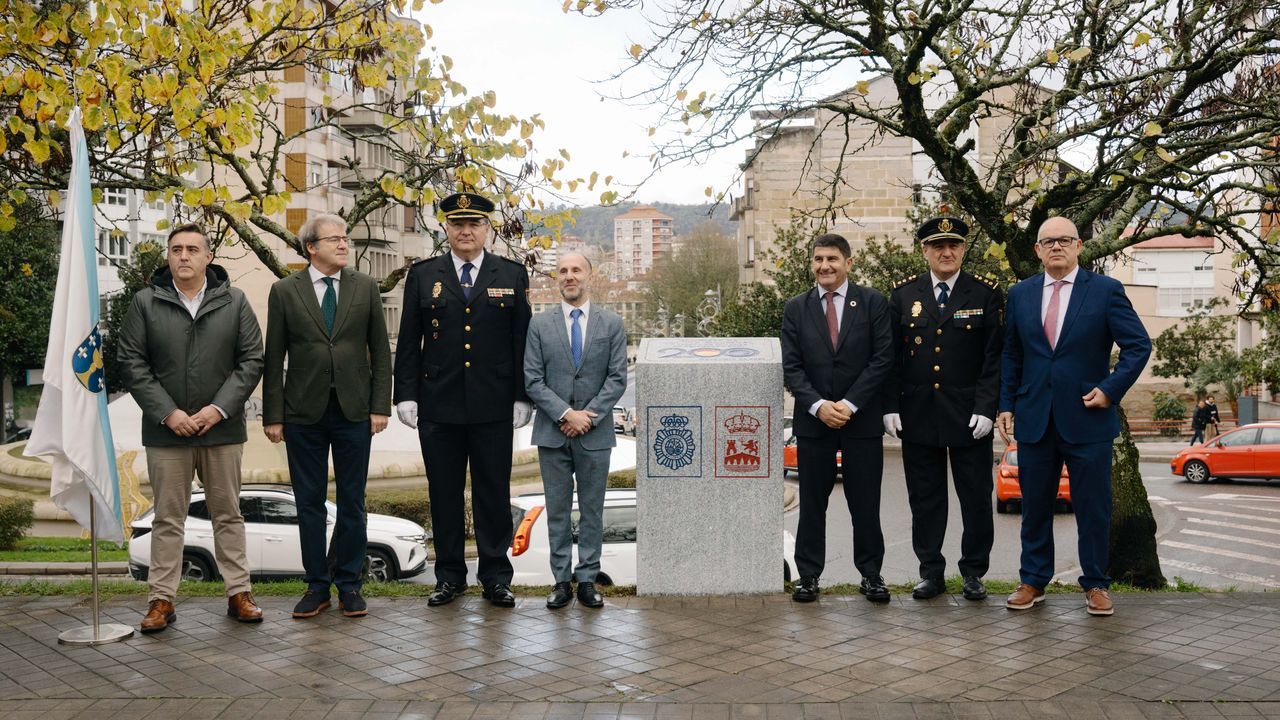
[1,592,1279,718]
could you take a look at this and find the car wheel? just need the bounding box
[595,572,614,587]
[783,561,792,583]
[996,500,1010,514]
[1184,460,1211,484]
[181,552,214,582]
[365,548,395,583]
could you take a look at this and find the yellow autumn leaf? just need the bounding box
[1143,121,1162,137]
[540,236,553,250]
[986,243,1006,259]
[1045,49,1059,64]
[1133,32,1152,47]
[854,80,870,95]
[704,186,713,197]
[1156,147,1175,163]
[647,127,655,137]
[23,139,50,164]
[48,190,61,209]
[1069,47,1092,62]
[907,72,921,85]
[629,44,643,59]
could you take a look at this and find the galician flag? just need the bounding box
[24,107,124,544]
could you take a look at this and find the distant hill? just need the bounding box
[549,202,736,250]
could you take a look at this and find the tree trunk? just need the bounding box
[1108,406,1166,588]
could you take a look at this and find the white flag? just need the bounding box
[24,107,124,544]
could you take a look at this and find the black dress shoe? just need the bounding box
[912,577,946,600]
[482,583,516,607]
[427,580,467,607]
[962,576,988,600]
[546,582,573,609]
[577,581,604,608]
[859,575,891,603]
[339,589,368,617]
[792,576,820,602]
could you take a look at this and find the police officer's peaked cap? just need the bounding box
[440,192,494,220]
[917,216,969,245]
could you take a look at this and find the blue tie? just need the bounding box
[461,262,475,300]
[936,281,949,307]
[321,277,337,334]
[570,308,583,369]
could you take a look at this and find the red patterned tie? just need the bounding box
[1043,280,1067,349]
[825,291,839,349]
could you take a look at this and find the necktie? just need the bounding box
[936,281,949,307]
[570,308,583,369]
[824,291,839,350]
[1043,279,1067,349]
[460,262,475,300]
[320,277,337,334]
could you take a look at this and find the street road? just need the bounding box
[784,457,1280,590]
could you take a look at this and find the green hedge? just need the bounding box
[607,469,636,489]
[364,488,473,539]
[0,496,35,551]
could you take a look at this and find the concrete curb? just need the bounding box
[0,561,130,575]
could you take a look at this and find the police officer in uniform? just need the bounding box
[393,191,533,608]
[883,217,1003,601]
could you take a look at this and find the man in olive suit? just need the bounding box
[263,213,391,620]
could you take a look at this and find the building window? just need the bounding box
[104,187,128,206]
[97,229,130,266]
[1157,287,1214,316]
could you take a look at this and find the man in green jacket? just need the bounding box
[263,213,392,619]
[118,223,265,633]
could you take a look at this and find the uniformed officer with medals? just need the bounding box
[393,191,534,608]
[883,217,1004,601]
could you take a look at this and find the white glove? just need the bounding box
[969,414,994,440]
[396,401,418,429]
[883,413,902,439]
[513,401,533,429]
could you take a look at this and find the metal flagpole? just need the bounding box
[58,500,133,645]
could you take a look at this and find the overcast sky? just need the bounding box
[417,1,746,207]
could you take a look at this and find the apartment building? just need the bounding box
[613,206,674,279]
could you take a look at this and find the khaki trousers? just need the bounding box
[145,444,251,601]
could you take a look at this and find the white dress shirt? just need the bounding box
[557,300,591,421]
[808,280,858,419]
[308,264,340,305]
[172,279,207,319]
[930,271,958,303]
[451,251,485,287]
[1040,265,1079,347]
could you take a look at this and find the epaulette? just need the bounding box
[893,274,918,290]
[974,273,1000,289]
[409,256,432,266]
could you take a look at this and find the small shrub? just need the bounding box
[1152,392,1187,437]
[0,496,35,550]
[607,469,636,489]
[364,488,474,538]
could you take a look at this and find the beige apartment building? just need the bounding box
[613,206,675,279]
[729,74,1032,284]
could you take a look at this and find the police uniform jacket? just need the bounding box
[884,271,1003,447]
[393,250,532,424]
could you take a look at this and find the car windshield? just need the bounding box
[1006,450,1018,466]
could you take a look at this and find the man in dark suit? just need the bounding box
[394,192,533,608]
[998,217,1151,616]
[782,233,895,603]
[884,217,1003,601]
[524,252,627,609]
[263,213,392,619]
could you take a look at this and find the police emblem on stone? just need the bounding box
[73,327,105,393]
[653,413,697,471]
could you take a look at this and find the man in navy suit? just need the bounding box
[782,233,895,603]
[997,217,1151,616]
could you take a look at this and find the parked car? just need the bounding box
[612,406,636,435]
[995,444,1071,514]
[782,433,841,478]
[509,489,800,585]
[128,485,430,583]
[1171,422,1280,483]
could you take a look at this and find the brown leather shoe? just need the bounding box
[1085,588,1114,616]
[1005,583,1046,610]
[140,599,176,633]
[227,591,264,623]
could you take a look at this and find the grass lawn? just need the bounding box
[0,537,129,563]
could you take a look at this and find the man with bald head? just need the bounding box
[997,217,1150,616]
[523,252,627,608]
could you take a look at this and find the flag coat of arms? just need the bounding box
[24,107,124,544]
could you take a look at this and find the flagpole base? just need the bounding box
[58,623,134,646]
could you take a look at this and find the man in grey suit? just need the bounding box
[524,252,628,608]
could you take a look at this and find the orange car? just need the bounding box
[782,435,840,477]
[995,444,1071,514]
[1170,422,1280,483]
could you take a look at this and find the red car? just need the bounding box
[1170,422,1280,483]
[995,444,1071,514]
[782,434,840,477]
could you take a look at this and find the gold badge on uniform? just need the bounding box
[911,300,922,317]
[432,281,442,298]
[915,336,922,345]
[456,194,471,209]
[939,218,953,233]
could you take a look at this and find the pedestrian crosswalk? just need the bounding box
[1156,493,1280,589]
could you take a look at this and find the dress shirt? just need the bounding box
[308,264,340,306]
[172,279,206,319]
[451,251,485,287]
[1040,265,1079,348]
[557,300,591,421]
[808,280,858,419]
[930,271,958,303]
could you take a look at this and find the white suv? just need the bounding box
[509,489,799,586]
[128,485,430,583]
